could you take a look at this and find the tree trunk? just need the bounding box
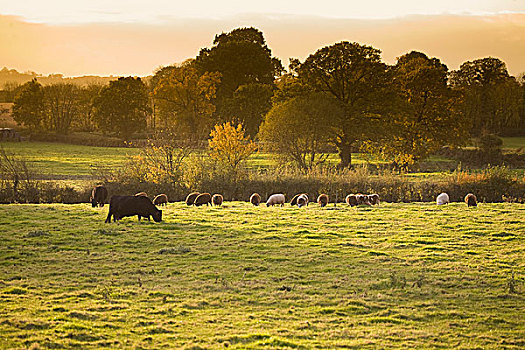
[337,139,353,169]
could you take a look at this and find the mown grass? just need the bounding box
[0,202,523,349]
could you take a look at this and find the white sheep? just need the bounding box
[436,192,449,205]
[297,194,308,208]
[266,194,286,207]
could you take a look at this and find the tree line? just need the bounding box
[9,27,525,168]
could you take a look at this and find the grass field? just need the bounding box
[1,138,524,179]
[0,142,139,178]
[0,142,373,178]
[0,202,523,349]
[502,137,525,151]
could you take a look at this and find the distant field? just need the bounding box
[502,137,525,151]
[1,138,524,180]
[0,142,378,178]
[0,141,446,179]
[0,141,138,178]
[0,202,523,349]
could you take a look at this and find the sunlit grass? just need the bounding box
[0,202,523,349]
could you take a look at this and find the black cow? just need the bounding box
[91,185,108,207]
[105,195,162,223]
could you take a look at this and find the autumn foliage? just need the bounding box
[208,122,257,171]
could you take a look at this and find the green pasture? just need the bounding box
[0,202,523,349]
[0,142,138,178]
[1,137,524,179]
[502,137,525,151]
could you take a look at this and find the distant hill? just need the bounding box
[0,67,119,87]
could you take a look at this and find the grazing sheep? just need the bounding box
[185,192,200,206]
[356,194,372,206]
[250,193,261,206]
[290,194,301,206]
[368,194,380,206]
[267,194,285,207]
[153,194,168,206]
[465,193,477,207]
[212,194,223,206]
[194,193,212,206]
[297,194,308,208]
[105,195,162,223]
[317,194,329,207]
[90,185,108,208]
[436,192,449,205]
[291,193,309,206]
[346,194,358,207]
[135,192,148,198]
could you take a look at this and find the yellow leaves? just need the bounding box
[208,122,257,170]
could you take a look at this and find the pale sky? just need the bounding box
[1,0,524,23]
[1,1,525,77]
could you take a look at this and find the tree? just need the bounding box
[152,60,221,139]
[127,131,195,187]
[196,27,284,125]
[12,79,44,130]
[450,57,521,135]
[208,122,257,172]
[368,51,466,169]
[42,83,79,134]
[74,84,103,132]
[259,94,343,171]
[226,83,273,138]
[93,77,151,140]
[293,42,391,168]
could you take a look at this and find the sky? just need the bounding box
[1,0,525,76]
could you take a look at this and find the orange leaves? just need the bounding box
[208,122,257,171]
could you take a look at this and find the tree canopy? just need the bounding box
[367,51,467,168]
[93,77,151,140]
[12,79,44,130]
[450,57,522,135]
[196,27,283,131]
[293,41,391,168]
[260,93,343,171]
[152,60,221,140]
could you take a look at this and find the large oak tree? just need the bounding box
[196,27,283,132]
[293,41,391,168]
[369,51,466,169]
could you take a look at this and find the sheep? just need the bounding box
[356,194,371,206]
[194,193,212,206]
[436,192,449,205]
[250,193,261,206]
[465,193,477,207]
[297,194,308,208]
[368,194,380,206]
[317,194,329,207]
[266,194,285,207]
[90,185,108,208]
[153,194,168,206]
[135,192,148,198]
[345,194,358,207]
[290,194,301,206]
[212,194,223,206]
[291,193,309,206]
[185,192,200,206]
